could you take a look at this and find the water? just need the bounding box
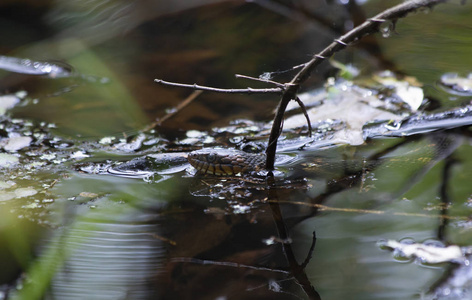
[2,1,472,299]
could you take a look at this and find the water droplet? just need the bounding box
[380,22,392,38]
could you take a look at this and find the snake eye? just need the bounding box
[207,152,216,162]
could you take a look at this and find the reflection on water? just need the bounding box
[37,173,168,300]
[48,218,164,299]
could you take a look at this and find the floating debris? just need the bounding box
[284,81,402,145]
[373,71,424,112]
[99,136,115,145]
[79,192,99,198]
[180,130,215,145]
[0,94,20,115]
[0,181,15,189]
[232,204,251,214]
[0,153,19,168]
[2,136,32,152]
[0,187,37,202]
[15,187,38,198]
[70,151,90,159]
[0,55,74,78]
[282,73,426,146]
[438,73,472,96]
[428,259,472,299]
[380,239,465,264]
[364,105,472,138]
[112,134,146,152]
[39,153,57,161]
[186,130,204,138]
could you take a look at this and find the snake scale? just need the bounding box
[187,149,266,175]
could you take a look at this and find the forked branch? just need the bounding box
[153,0,454,172]
[264,0,450,170]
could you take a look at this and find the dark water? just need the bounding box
[2,1,472,300]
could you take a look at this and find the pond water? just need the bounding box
[1,1,472,300]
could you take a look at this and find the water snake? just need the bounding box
[187,149,266,175]
[187,134,459,177]
[97,134,458,179]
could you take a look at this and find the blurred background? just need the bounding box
[1,1,472,299]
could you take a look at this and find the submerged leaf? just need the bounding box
[374,72,424,112]
[439,72,472,96]
[284,78,406,145]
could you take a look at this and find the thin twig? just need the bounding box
[300,231,317,269]
[294,97,312,137]
[150,233,177,246]
[259,63,308,80]
[154,79,283,94]
[235,73,286,88]
[267,200,468,220]
[264,0,450,170]
[143,90,203,131]
[170,257,290,274]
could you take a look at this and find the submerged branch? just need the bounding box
[267,173,321,300]
[170,257,290,274]
[268,200,468,221]
[265,0,449,170]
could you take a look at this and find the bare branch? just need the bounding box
[265,0,450,170]
[154,79,283,94]
[143,90,203,131]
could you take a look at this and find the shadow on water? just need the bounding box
[2,0,472,300]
